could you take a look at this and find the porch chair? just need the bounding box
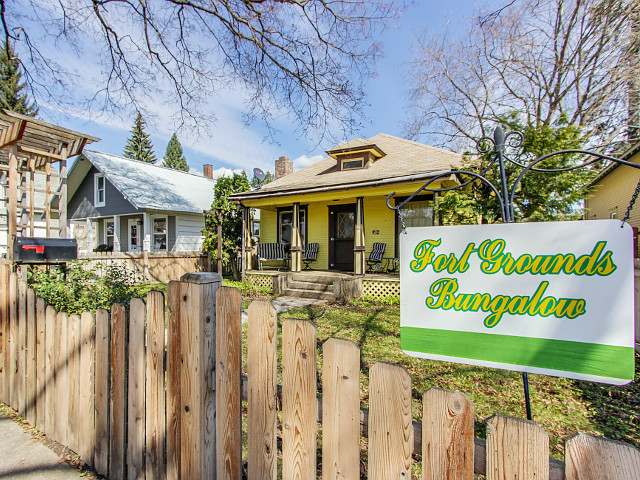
[366,242,386,273]
[302,243,319,270]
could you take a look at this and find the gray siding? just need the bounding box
[168,216,176,251]
[68,166,138,219]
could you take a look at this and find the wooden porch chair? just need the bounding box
[257,242,288,270]
[366,242,386,273]
[302,243,319,270]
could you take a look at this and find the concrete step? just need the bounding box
[283,288,335,300]
[288,281,334,292]
[290,273,341,284]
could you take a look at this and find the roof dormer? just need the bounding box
[326,143,386,171]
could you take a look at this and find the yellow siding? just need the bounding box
[308,203,329,269]
[261,210,277,243]
[585,151,640,230]
[364,196,396,259]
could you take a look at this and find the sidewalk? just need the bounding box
[241,295,326,323]
[0,413,84,480]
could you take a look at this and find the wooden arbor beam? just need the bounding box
[0,118,26,149]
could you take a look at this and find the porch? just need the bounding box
[244,269,400,300]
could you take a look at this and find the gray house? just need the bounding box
[63,151,216,253]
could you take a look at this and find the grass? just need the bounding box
[245,297,640,461]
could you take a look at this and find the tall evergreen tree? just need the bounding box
[0,41,37,116]
[162,133,188,171]
[123,112,156,163]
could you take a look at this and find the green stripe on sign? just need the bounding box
[401,327,635,381]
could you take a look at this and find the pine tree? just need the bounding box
[0,41,38,116]
[123,112,156,163]
[162,133,188,171]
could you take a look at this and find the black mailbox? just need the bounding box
[13,237,78,263]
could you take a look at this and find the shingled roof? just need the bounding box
[68,150,216,214]
[231,133,464,200]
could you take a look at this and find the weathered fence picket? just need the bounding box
[282,319,317,480]
[145,291,165,480]
[35,297,46,431]
[422,387,474,480]
[247,300,278,480]
[216,286,242,480]
[94,307,110,476]
[368,362,413,479]
[109,303,126,480]
[0,264,638,479]
[128,298,146,480]
[322,338,360,480]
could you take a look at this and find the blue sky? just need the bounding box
[40,1,500,178]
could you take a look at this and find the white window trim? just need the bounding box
[94,173,106,207]
[104,219,114,246]
[128,219,142,252]
[152,215,168,251]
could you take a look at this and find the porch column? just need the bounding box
[290,202,302,272]
[143,212,151,251]
[242,206,252,273]
[86,218,95,252]
[354,196,366,275]
[113,215,121,252]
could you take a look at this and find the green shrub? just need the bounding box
[362,294,400,305]
[27,261,138,314]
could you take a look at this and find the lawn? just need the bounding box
[244,297,640,460]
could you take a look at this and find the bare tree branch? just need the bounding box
[2,0,396,140]
[407,0,639,152]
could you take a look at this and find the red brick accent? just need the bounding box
[203,164,214,179]
[275,156,293,180]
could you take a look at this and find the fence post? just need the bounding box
[168,272,222,480]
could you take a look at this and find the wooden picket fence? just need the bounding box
[1,263,640,479]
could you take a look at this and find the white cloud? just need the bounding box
[293,154,324,170]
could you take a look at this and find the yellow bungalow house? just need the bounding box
[230,134,464,285]
[585,140,640,228]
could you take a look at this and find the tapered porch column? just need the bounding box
[290,202,302,272]
[354,197,366,275]
[242,206,252,274]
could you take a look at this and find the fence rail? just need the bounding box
[1,263,639,479]
[78,251,210,284]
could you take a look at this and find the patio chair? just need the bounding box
[302,243,319,270]
[366,242,386,273]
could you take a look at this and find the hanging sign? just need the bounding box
[400,220,636,385]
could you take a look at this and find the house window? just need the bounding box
[342,158,364,170]
[395,198,434,255]
[252,220,260,238]
[278,208,306,245]
[94,173,105,207]
[105,220,114,248]
[153,216,168,251]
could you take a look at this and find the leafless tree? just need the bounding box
[0,0,395,139]
[406,0,640,151]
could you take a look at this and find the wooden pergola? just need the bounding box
[0,110,99,259]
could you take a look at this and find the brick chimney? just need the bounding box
[203,164,214,179]
[275,156,293,180]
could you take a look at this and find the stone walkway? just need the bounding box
[241,295,326,323]
[0,413,84,480]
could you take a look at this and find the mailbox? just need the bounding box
[13,237,78,263]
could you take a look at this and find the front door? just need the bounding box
[329,204,356,271]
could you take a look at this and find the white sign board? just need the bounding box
[400,220,635,385]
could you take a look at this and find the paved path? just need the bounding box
[0,414,83,480]
[241,295,326,323]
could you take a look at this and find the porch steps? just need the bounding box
[288,280,333,292]
[282,288,335,300]
[283,273,336,300]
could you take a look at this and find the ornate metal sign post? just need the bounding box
[388,126,640,420]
